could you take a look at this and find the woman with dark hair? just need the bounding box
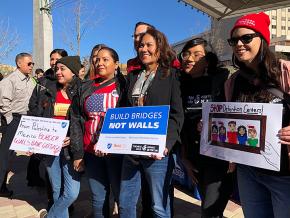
[27,48,69,211]
[179,37,232,218]
[29,56,83,218]
[70,47,126,218]
[227,12,290,218]
[119,28,184,218]
[29,49,68,115]
[43,49,69,79]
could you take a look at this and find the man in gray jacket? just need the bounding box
[0,52,35,197]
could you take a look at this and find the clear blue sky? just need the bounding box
[0,0,210,66]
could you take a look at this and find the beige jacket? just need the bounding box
[0,69,35,124]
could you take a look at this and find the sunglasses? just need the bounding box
[227,33,260,46]
[27,62,35,67]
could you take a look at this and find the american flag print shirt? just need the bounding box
[83,82,119,153]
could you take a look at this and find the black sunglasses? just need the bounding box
[227,33,260,46]
[27,62,35,67]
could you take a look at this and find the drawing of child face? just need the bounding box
[248,129,257,138]
[228,122,236,132]
[238,126,246,136]
[212,125,218,134]
[219,126,226,135]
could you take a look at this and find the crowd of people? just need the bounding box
[0,11,290,218]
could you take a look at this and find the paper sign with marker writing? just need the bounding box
[200,102,283,171]
[97,105,170,156]
[10,115,69,156]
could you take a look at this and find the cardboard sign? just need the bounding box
[200,102,283,171]
[10,116,69,156]
[97,105,170,156]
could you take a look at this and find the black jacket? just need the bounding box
[28,76,82,159]
[179,67,229,168]
[29,68,57,117]
[69,74,127,160]
[126,67,184,152]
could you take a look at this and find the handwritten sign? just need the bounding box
[97,105,170,156]
[200,102,283,171]
[10,116,69,156]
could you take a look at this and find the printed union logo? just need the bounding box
[131,144,159,153]
[61,122,67,128]
[107,143,112,149]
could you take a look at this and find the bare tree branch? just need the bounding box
[0,18,20,61]
[59,0,104,56]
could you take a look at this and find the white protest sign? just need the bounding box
[200,102,283,171]
[10,115,69,156]
[97,105,170,156]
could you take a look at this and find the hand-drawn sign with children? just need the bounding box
[208,113,266,154]
[201,102,283,171]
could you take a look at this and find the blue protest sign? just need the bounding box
[97,105,170,156]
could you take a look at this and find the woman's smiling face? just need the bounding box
[231,27,261,67]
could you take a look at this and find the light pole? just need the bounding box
[33,0,53,72]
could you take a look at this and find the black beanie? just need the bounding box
[56,56,81,76]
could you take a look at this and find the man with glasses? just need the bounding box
[0,52,35,197]
[127,22,156,74]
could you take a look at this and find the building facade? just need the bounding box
[266,7,290,38]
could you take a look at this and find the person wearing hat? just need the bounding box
[28,56,83,218]
[226,12,290,217]
[27,49,69,212]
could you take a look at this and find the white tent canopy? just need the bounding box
[180,0,290,19]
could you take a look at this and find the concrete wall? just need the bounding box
[33,0,53,72]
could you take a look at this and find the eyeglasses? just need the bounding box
[180,51,205,61]
[27,62,35,67]
[227,33,260,46]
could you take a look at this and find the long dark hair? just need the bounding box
[138,28,175,77]
[179,37,219,75]
[180,37,208,54]
[94,47,122,76]
[50,49,68,58]
[232,38,281,87]
[96,47,126,90]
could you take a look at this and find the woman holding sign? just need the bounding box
[70,46,126,218]
[227,12,290,217]
[118,28,184,217]
[29,56,83,218]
